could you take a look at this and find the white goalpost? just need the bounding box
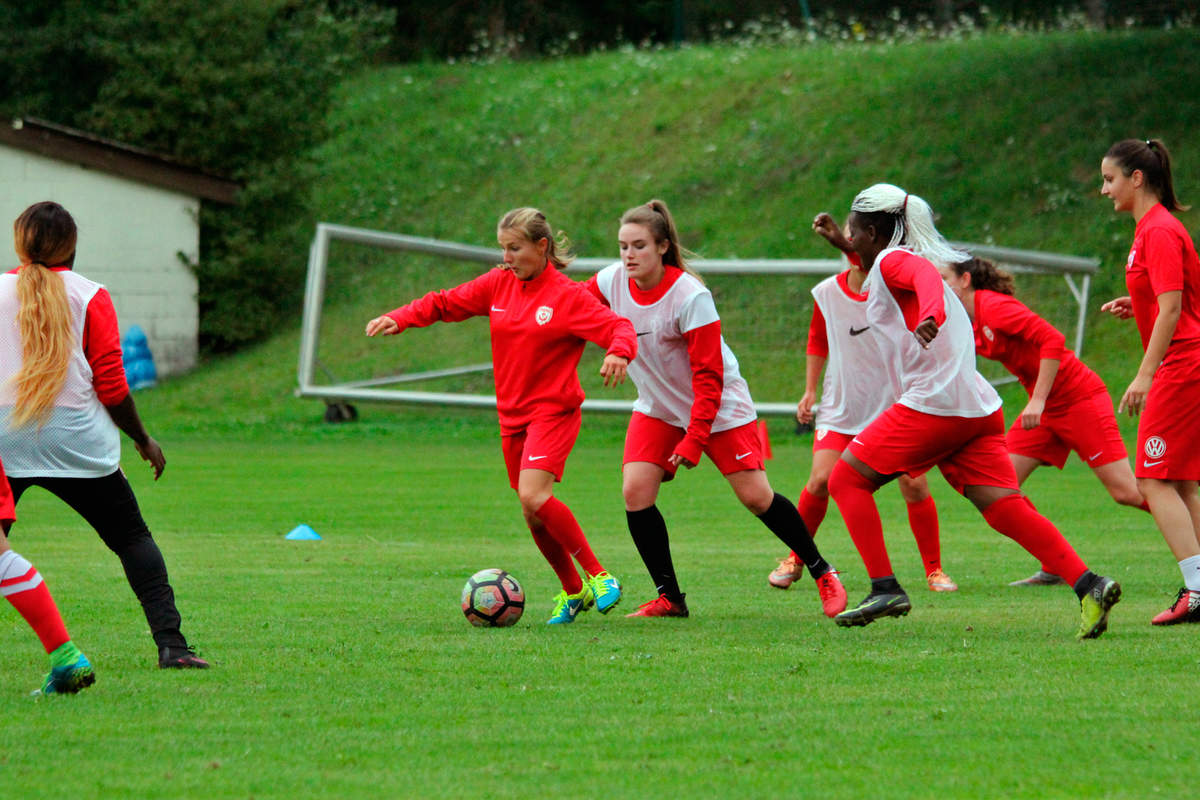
[296,222,1097,417]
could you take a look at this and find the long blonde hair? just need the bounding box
[11,202,77,427]
[496,207,574,268]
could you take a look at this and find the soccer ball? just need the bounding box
[461,568,525,627]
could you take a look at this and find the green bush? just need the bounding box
[0,0,393,351]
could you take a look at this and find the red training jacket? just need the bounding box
[385,263,637,432]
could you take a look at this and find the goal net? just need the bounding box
[297,223,1097,417]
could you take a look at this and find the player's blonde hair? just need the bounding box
[851,183,969,266]
[619,199,702,282]
[11,202,77,427]
[497,207,574,269]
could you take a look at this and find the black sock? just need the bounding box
[870,575,903,594]
[1072,570,1098,600]
[626,505,682,600]
[756,492,830,577]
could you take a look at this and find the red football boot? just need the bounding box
[816,570,848,617]
[1151,588,1200,625]
[625,594,689,618]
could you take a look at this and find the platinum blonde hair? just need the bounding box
[850,183,969,266]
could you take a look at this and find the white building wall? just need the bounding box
[0,146,199,377]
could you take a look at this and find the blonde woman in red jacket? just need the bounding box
[368,208,637,624]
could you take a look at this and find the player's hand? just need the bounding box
[796,391,817,424]
[135,437,166,481]
[1118,374,1152,416]
[1019,398,1045,429]
[600,355,629,387]
[365,315,399,336]
[668,453,696,469]
[1100,296,1135,319]
[914,317,940,348]
[812,213,852,252]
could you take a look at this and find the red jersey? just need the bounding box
[385,263,636,432]
[1126,203,1200,349]
[971,289,1105,411]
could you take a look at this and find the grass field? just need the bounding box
[1,413,1192,798]
[4,27,1199,799]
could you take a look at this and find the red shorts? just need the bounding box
[0,458,13,524]
[1006,390,1127,470]
[847,403,1018,494]
[501,409,581,489]
[624,412,765,479]
[813,428,855,454]
[1136,340,1200,480]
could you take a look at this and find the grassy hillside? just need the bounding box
[148,29,1200,432]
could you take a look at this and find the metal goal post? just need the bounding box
[296,222,1097,416]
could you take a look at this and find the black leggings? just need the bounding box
[8,470,188,651]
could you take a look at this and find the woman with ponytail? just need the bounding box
[939,257,1146,587]
[0,201,208,669]
[825,184,1119,638]
[582,199,847,619]
[367,208,635,624]
[1099,138,1200,625]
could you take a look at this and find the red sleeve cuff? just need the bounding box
[673,437,704,466]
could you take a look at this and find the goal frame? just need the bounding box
[296,222,1097,416]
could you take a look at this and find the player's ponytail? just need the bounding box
[620,199,701,281]
[851,183,969,266]
[946,256,1015,296]
[497,207,575,269]
[11,201,76,427]
[1105,138,1187,213]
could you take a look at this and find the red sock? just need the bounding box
[535,496,605,578]
[981,494,1087,585]
[828,460,892,579]
[528,523,584,594]
[906,495,941,573]
[1,551,70,653]
[796,488,829,538]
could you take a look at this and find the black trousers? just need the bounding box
[8,469,188,651]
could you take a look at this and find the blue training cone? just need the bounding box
[285,524,322,541]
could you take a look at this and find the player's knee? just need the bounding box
[828,459,870,500]
[739,489,773,516]
[1113,488,1145,507]
[622,483,657,511]
[518,489,550,518]
[804,476,830,498]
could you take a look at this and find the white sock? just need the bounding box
[1179,554,1200,593]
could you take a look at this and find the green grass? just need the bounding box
[4,29,1199,798]
[1,422,1193,798]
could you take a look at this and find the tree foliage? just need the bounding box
[0,0,392,351]
[374,0,1199,60]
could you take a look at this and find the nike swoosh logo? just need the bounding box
[1144,459,1164,467]
[849,326,870,336]
[1088,451,1103,462]
[528,455,548,461]
[636,331,651,337]
[490,306,506,312]
[735,451,752,460]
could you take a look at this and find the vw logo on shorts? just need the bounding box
[1144,436,1167,459]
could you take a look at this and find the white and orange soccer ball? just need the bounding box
[461,568,525,627]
